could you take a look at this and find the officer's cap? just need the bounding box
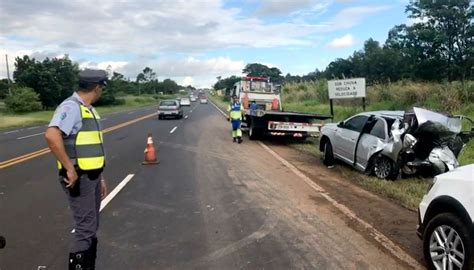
[79,69,108,86]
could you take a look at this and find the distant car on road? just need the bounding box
[180,97,191,106]
[190,95,197,102]
[158,100,183,120]
[200,97,208,104]
[417,164,473,270]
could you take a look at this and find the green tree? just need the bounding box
[406,0,473,81]
[0,79,12,99]
[4,87,42,112]
[243,63,284,83]
[13,55,79,108]
[213,75,241,91]
[158,79,180,94]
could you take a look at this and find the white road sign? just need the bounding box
[328,78,366,99]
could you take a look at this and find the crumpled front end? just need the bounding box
[397,107,473,176]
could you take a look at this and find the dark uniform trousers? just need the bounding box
[60,173,101,253]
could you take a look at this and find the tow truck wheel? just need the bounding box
[249,122,260,140]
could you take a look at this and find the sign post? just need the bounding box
[327,78,366,119]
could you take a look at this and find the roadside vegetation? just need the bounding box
[0,94,179,130]
[0,56,195,130]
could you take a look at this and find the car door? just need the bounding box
[355,117,388,171]
[333,115,368,164]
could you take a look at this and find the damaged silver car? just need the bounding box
[319,108,473,180]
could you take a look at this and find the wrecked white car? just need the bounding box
[319,108,473,180]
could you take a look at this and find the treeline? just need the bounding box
[1,55,184,112]
[216,0,473,88]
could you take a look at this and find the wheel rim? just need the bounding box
[375,158,391,179]
[429,225,465,270]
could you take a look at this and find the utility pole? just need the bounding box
[5,54,11,95]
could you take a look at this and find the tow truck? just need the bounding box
[232,76,332,140]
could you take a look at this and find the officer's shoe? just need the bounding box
[233,138,237,143]
[237,137,243,144]
[69,251,91,270]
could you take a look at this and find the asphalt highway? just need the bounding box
[0,101,413,269]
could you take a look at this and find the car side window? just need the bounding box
[343,116,368,132]
[369,119,386,139]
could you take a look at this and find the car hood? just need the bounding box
[435,164,474,182]
[411,107,462,137]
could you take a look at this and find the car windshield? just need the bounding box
[160,101,177,106]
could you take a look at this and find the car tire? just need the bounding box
[423,213,473,270]
[374,156,399,180]
[322,140,335,166]
[158,115,162,120]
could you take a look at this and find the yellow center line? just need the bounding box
[0,112,157,170]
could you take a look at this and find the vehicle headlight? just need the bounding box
[403,134,417,148]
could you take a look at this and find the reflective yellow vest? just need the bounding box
[57,98,105,171]
[228,102,243,120]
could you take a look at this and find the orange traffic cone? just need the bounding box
[142,133,159,165]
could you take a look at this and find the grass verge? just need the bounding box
[288,139,429,210]
[0,95,171,130]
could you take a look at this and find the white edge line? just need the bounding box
[170,126,178,134]
[17,132,45,140]
[210,98,421,268]
[257,142,422,269]
[184,115,189,119]
[27,126,39,130]
[209,99,227,116]
[100,174,135,212]
[4,130,20,134]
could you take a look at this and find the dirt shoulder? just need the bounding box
[265,141,425,264]
[208,97,425,264]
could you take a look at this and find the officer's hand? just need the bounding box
[100,178,108,200]
[64,168,78,188]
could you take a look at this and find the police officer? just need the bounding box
[45,69,108,269]
[227,95,244,143]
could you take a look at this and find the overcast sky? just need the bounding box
[0,0,410,88]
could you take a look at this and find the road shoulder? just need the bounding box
[265,142,424,264]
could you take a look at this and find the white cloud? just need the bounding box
[327,5,392,29]
[327,34,355,48]
[0,0,330,54]
[255,0,313,15]
[181,76,194,86]
[85,56,244,87]
[0,1,394,86]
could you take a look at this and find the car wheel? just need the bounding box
[374,156,399,180]
[322,140,335,166]
[158,115,162,120]
[423,213,473,270]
